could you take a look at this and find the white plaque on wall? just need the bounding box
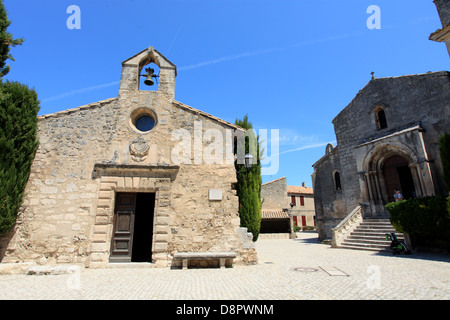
[209,189,223,201]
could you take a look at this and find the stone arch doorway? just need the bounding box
[383,155,415,202]
[360,144,425,216]
[357,129,436,216]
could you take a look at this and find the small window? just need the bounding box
[129,107,158,134]
[300,196,305,206]
[334,171,342,191]
[134,114,155,132]
[377,109,387,129]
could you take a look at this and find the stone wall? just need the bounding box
[435,0,450,27]
[261,177,289,209]
[312,145,343,240]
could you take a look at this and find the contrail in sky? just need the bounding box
[277,141,336,156]
[42,32,356,103]
[42,81,120,103]
[178,32,356,71]
[178,47,285,71]
[41,11,435,104]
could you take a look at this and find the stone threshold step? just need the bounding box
[338,244,389,251]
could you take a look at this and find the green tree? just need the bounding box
[0,81,40,233]
[0,1,38,233]
[0,0,24,80]
[234,115,262,241]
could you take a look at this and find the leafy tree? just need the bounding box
[0,0,24,80]
[234,115,262,241]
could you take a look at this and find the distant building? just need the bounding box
[287,183,315,228]
[260,177,315,236]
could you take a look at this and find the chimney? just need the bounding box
[302,182,306,187]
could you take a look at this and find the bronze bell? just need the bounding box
[144,74,155,86]
[144,67,155,86]
[142,67,159,86]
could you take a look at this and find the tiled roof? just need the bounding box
[287,185,313,195]
[261,209,289,220]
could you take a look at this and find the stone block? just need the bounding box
[94,224,108,234]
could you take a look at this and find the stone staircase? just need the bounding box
[338,218,404,251]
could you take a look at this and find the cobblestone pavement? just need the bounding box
[0,232,449,300]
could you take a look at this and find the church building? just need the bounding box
[312,0,450,241]
[0,47,257,268]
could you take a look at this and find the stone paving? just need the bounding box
[0,232,449,300]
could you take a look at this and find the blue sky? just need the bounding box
[3,0,449,187]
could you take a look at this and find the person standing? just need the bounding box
[394,190,404,202]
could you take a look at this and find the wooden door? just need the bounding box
[110,193,136,262]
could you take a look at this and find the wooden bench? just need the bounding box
[173,252,237,270]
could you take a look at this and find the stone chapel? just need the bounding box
[0,47,257,268]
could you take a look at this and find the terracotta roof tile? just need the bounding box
[261,209,289,220]
[287,185,313,195]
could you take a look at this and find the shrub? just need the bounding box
[386,196,450,242]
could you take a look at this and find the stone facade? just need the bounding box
[312,3,450,241]
[0,47,257,268]
[312,71,450,240]
[287,184,315,228]
[261,177,289,210]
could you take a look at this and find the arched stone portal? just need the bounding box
[356,133,436,217]
[383,155,415,202]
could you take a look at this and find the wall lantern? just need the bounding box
[244,153,254,170]
[236,153,255,175]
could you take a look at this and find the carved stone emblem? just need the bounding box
[129,136,150,162]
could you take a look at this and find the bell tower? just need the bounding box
[119,46,177,100]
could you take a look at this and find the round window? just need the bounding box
[129,107,158,134]
[134,114,155,132]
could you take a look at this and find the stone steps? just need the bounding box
[338,218,404,252]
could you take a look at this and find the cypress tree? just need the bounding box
[0,0,24,80]
[0,81,39,233]
[0,0,38,233]
[234,115,262,241]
